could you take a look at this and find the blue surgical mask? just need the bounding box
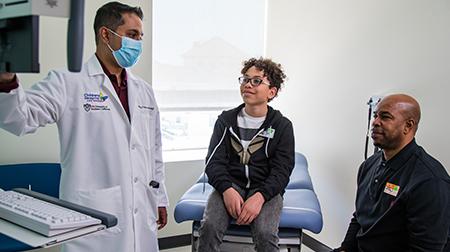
[106,29,142,68]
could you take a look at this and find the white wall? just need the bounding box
[266,0,450,247]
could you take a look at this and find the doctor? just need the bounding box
[0,2,168,252]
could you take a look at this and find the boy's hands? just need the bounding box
[236,192,265,225]
[223,189,266,224]
[223,187,244,219]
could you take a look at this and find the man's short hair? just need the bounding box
[241,57,287,101]
[93,1,143,45]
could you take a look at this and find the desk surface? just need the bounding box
[0,218,105,248]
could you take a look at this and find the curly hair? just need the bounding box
[240,57,286,101]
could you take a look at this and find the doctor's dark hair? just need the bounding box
[94,2,143,45]
[241,57,287,101]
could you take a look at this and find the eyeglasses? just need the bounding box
[238,76,270,87]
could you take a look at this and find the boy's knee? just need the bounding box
[199,219,227,235]
[252,223,277,241]
[253,229,279,252]
[199,219,213,233]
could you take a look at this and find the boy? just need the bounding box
[198,58,295,252]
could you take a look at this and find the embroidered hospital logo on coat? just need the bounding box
[83,103,91,112]
[83,91,110,112]
[84,92,109,102]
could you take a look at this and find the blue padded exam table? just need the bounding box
[174,152,323,251]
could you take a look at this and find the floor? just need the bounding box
[28,242,316,252]
[162,245,315,252]
[28,244,315,252]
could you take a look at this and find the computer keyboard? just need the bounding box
[0,189,101,237]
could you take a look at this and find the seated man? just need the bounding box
[335,94,450,252]
[197,58,295,252]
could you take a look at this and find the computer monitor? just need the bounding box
[0,15,39,73]
[0,0,85,73]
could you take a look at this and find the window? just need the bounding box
[152,0,266,152]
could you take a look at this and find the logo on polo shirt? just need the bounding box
[384,182,400,197]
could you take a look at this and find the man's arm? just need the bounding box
[335,161,367,252]
[336,213,360,252]
[406,178,450,251]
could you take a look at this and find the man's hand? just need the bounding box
[0,73,15,84]
[222,187,244,219]
[157,207,167,230]
[236,192,265,225]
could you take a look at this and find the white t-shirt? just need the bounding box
[237,107,265,150]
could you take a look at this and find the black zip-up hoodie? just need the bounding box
[205,104,295,201]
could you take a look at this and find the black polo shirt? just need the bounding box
[341,139,450,252]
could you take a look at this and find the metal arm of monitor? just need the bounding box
[67,0,85,72]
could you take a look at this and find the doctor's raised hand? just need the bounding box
[0,2,169,252]
[0,72,15,84]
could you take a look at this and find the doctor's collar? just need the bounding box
[95,53,128,86]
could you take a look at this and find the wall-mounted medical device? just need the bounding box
[0,0,84,73]
[364,95,382,160]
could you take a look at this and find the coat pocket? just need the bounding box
[135,109,156,150]
[76,185,124,234]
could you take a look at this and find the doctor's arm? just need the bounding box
[0,71,67,136]
[154,109,168,229]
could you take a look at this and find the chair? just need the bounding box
[174,152,323,251]
[0,163,61,252]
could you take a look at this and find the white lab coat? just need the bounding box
[0,55,168,252]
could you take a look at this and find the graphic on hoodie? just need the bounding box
[231,136,265,164]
